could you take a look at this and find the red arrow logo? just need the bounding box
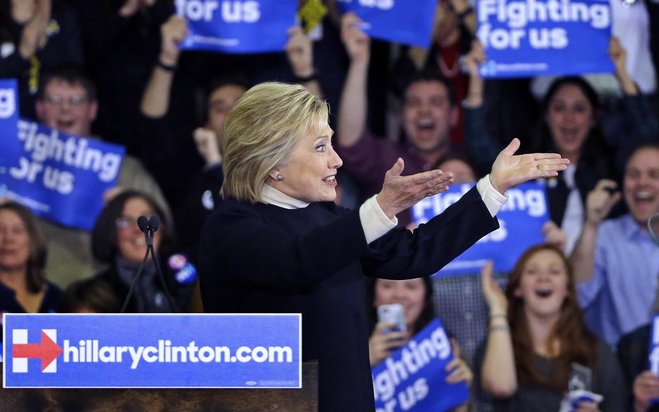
[13,331,63,371]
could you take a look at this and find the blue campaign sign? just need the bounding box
[372,318,468,412]
[0,117,125,230]
[412,182,548,276]
[337,0,436,47]
[3,314,301,388]
[0,79,20,198]
[476,0,613,78]
[176,0,298,54]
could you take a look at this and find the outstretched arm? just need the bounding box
[338,12,370,148]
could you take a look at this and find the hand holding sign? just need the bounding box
[341,12,370,64]
[632,371,659,412]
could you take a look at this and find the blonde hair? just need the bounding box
[221,82,329,202]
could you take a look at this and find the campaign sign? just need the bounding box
[476,0,613,78]
[648,314,659,374]
[0,79,20,193]
[176,0,298,53]
[372,318,468,412]
[3,314,301,388]
[0,117,124,230]
[412,182,548,276]
[337,0,436,47]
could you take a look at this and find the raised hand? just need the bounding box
[341,12,370,63]
[285,26,315,79]
[481,261,507,316]
[585,179,621,227]
[490,138,570,193]
[159,15,188,67]
[542,220,567,252]
[193,127,221,165]
[634,371,659,412]
[376,158,453,219]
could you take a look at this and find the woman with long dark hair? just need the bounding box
[477,244,626,411]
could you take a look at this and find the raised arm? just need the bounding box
[140,15,187,118]
[480,261,517,397]
[285,26,322,98]
[462,41,504,175]
[337,12,370,148]
[569,179,621,283]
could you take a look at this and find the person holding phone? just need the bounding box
[368,277,472,411]
[477,244,626,411]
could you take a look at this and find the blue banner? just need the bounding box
[176,0,298,53]
[0,112,125,230]
[372,318,469,412]
[337,0,436,47]
[476,0,613,78]
[3,314,301,388]
[412,182,548,276]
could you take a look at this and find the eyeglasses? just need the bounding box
[43,94,89,106]
[115,216,138,230]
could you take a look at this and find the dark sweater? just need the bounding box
[199,186,498,411]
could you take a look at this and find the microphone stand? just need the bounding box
[120,216,180,313]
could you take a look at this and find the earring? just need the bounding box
[275,174,284,181]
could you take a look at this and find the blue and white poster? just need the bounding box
[3,314,301,388]
[176,0,298,53]
[372,318,469,412]
[0,107,125,230]
[412,182,549,276]
[476,0,613,78]
[337,0,436,47]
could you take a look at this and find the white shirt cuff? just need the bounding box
[359,195,398,244]
[477,174,508,217]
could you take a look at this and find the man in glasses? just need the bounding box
[32,64,172,290]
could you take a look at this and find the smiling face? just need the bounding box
[374,278,426,332]
[0,209,30,272]
[545,83,595,162]
[514,249,569,320]
[268,122,342,203]
[624,147,659,226]
[35,80,97,137]
[116,197,162,264]
[402,80,456,156]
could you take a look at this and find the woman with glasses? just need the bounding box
[0,201,61,314]
[90,190,195,313]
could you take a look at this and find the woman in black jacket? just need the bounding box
[91,189,194,313]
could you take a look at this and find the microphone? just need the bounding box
[121,215,180,313]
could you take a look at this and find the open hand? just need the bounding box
[376,158,453,219]
[490,138,570,193]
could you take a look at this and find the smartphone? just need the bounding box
[568,362,592,392]
[377,304,406,333]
